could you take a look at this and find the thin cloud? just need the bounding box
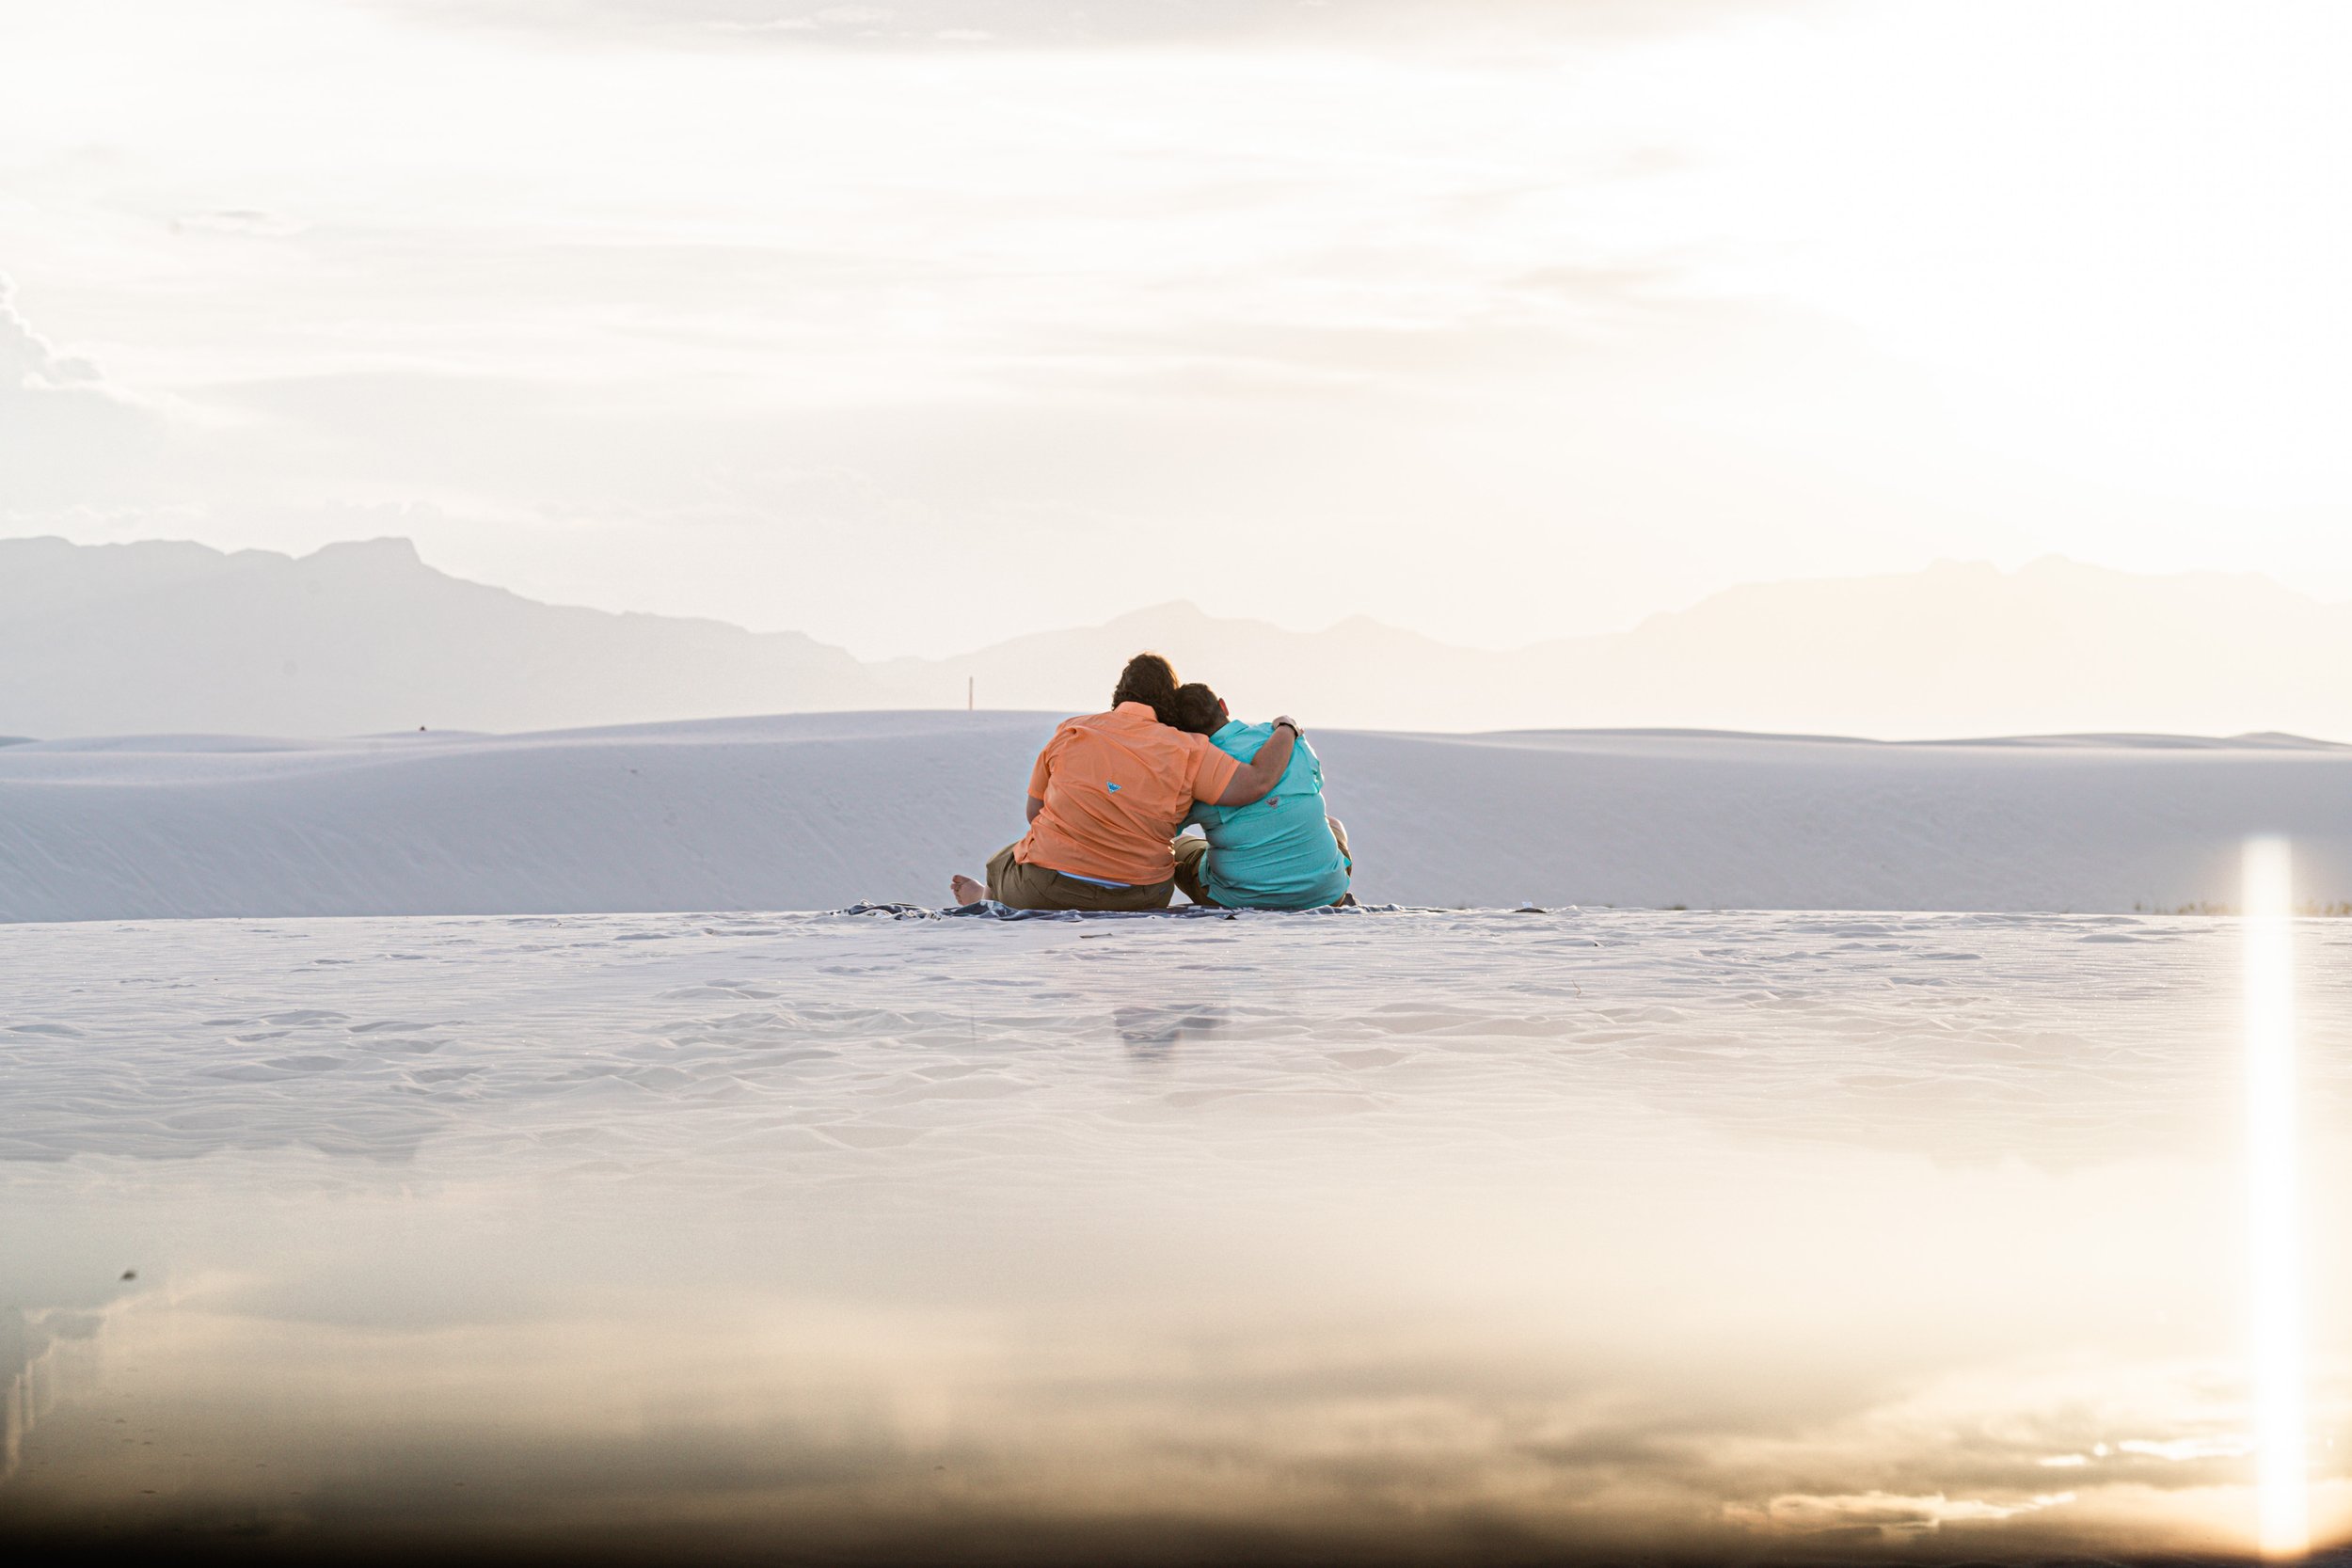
[0,277,162,511]
[169,208,310,238]
[1,278,103,388]
[382,0,1787,52]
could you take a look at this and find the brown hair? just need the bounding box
[1110,653,1182,726]
[1171,682,1226,736]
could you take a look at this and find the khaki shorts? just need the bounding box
[1172,821,1356,909]
[985,842,1174,912]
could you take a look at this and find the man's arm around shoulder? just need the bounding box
[1214,718,1299,807]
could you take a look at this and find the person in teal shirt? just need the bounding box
[1168,683,1354,910]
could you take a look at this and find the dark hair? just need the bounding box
[1171,682,1225,736]
[1110,652,1182,727]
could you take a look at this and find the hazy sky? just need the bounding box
[4,0,2350,657]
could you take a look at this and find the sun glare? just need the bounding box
[2244,835,2309,1559]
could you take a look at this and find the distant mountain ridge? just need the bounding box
[0,536,881,736]
[6,536,2351,740]
[889,557,2352,739]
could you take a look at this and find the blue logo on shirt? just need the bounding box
[1105,782,1121,792]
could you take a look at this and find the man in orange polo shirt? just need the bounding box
[949,655,1300,911]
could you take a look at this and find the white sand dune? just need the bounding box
[5,711,2349,922]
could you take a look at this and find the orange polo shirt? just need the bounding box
[1015,702,1244,886]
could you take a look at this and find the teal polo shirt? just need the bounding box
[1181,721,1350,910]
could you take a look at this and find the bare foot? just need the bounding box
[950,874,988,906]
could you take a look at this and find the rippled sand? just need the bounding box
[4,909,2346,1561]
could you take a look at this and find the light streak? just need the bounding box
[2244,835,2309,1560]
